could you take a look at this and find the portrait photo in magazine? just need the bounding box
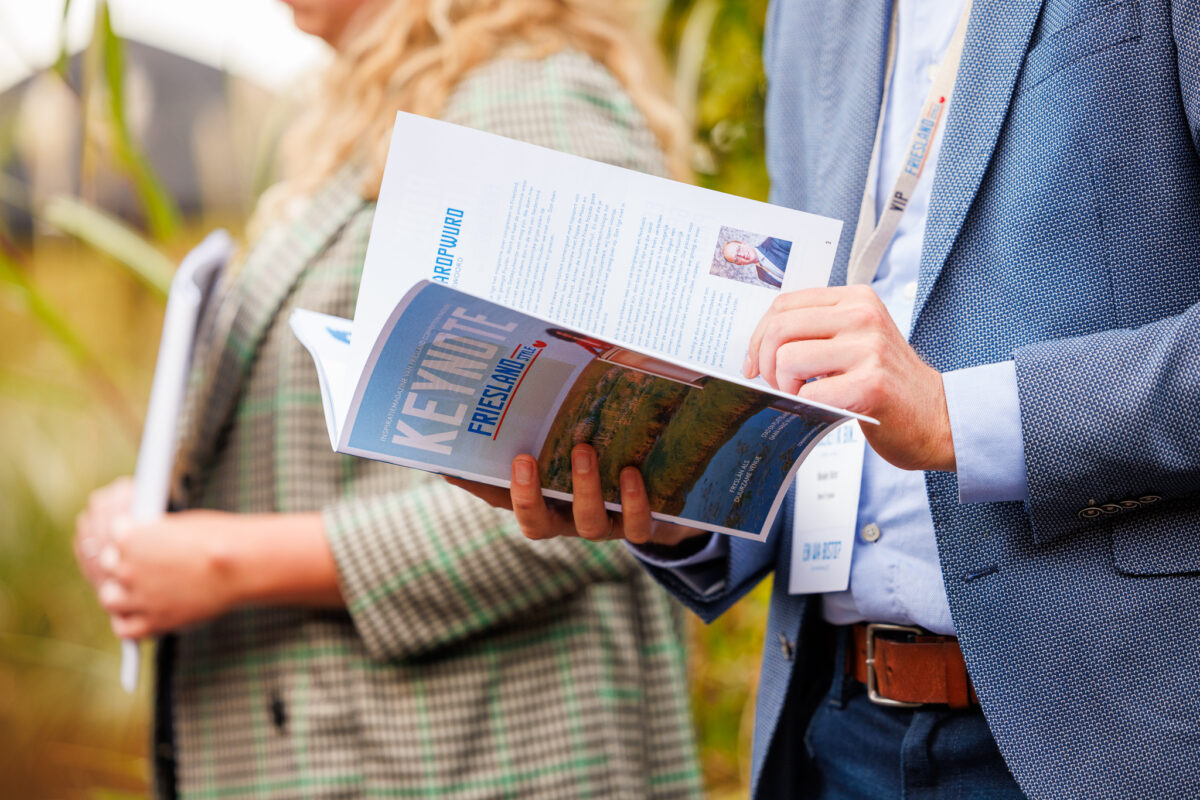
[710,226,794,290]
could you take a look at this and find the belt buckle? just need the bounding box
[865,622,924,708]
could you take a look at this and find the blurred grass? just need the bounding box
[0,232,208,798]
[688,581,772,798]
[1,1,773,797]
[93,1,182,240]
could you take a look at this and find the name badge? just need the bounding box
[788,421,865,595]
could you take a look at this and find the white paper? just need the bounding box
[349,113,843,390]
[288,309,354,448]
[122,229,231,691]
[788,421,865,594]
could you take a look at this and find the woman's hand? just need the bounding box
[446,444,708,547]
[745,285,956,472]
[99,511,250,639]
[74,476,134,589]
[74,480,342,639]
[75,481,249,638]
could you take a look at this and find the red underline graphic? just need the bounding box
[492,348,543,440]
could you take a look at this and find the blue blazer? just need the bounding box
[756,237,792,286]
[646,1,1200,797]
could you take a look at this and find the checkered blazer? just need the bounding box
[157,51,702,800]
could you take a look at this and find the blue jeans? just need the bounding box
[800,634,1026,799]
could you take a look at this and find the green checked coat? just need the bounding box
[158,51,703,800]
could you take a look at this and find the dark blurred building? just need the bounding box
[1,38,282,237]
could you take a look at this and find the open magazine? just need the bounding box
[292,113,870,541]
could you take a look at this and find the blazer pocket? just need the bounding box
[1023,0,1142,89]
[1111,499,1200,576]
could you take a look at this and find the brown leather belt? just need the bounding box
[846,623,979,709]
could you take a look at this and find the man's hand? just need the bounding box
[745,285,956,472]
[446,444,708,547]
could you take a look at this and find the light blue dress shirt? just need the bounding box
[634,0,1029,635]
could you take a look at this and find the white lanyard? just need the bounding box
[789,1,974,595]
[845,0,973,287]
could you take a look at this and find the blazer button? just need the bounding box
[1100,503,1122,515]
[270,691,287,731]
[778,632,794,662]
[1078,506,1104,520]
[1138,494,1162,505]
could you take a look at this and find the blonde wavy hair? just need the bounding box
[258,0,689,227]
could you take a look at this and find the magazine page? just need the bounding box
[289,309,355,449]
[331,281,856,540]
[124,229,230,692]
[347,113,843,390]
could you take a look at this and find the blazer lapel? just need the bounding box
[910,0,1044,332]
[175,168,368,499]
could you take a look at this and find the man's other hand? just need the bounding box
[744,285,956,472]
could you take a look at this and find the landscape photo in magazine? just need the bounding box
[535,337,837,536]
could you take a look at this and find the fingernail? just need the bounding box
[742,354,753,376]
[112,516,131,540]
[99,579,120,604]
[573,449,592,475]
[99,545,120,570]
[620,468,640,495]
[514,459,533,485]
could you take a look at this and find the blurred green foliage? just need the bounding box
[0,237,164,798]
[660,0,771,201]
[93,2,182,240]
[0,1,773,797]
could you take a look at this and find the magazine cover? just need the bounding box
[294,282,857,540]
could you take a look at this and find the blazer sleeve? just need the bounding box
[1014,301,1200,544]
[1015,13,1200,544]
[1175,0,1200,154]
[322,479,638,661]
[437,51,670,177]
[639,533,781,623]
[320,52,672,661]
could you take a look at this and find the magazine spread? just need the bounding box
[293,113,870,540]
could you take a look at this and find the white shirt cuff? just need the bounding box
[942,360,1030,503]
